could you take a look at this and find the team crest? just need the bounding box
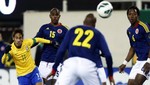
[26,46,29,51]
[57,29,62,34]
[135,28,139,34]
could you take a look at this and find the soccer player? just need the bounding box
[119,6,150,85]
[34,8,68,85]
[1,29,54,85]
[47,13,114,85]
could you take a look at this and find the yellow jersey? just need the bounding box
[7,38,50,76]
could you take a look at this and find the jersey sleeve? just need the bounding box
[127,30,133,47]
[139,22,150,45]
[53,31,70,71]
[26,38,51,47]
[144,24,150,44]
[97,32,113,76]
[35,25,45,38]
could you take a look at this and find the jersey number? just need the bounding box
[22,54,26,61]
[49,31,56,38]
[73,28,94,49]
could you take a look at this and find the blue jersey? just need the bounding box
[127,21,150,60]
[35,23,68,62]
[0,41,7,68]
[53,25,113,73]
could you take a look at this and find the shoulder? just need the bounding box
[23,39,33,43]
[62,25,69,30]
[40,23,53,29]
[138,21,150,33]
[57,24,69,31]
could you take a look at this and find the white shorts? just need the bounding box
[55,57,101,85]
[97,67,107,83]
[38,61,62,80]
[129,61,150,79]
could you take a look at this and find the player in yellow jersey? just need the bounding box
[1,29,54,85]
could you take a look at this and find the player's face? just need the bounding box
[127,9,138,25]
[13,33,23,48]
[50,10,60,25]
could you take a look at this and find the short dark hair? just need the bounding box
[50,8,60,15]
[127,6,140,16]
[12,29,23,37]
[83,13,96,27]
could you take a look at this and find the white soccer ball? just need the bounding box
[97,1,113,18]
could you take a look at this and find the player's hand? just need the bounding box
[5,62,11,67]
[5,45,11,54]
[109,76,115,85]
[119,64,126,73]
[1,55,6,64]
[1,54,9,64]
[51,40,60,48]
[46,69,56,80]
[142,62,150,75]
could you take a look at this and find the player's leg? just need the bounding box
[78,58,101,85]
[134,74,146,85]
[128,61,149,85]
[38,61,54,85]
[46,63,63,85]
[31,67,43,85]
[128,61,140,85]
[36,82,43,85]
[128,79,135,85]
[17,76,31,85]
[133,61,150,85]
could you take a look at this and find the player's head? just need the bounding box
[127,6,140,25]
[83,13,96,27]
[49,8,61,25]
[12,29,23,48]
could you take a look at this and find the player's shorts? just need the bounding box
[38,61,62,80]
[17,67,42,85]
[97,67,107,83]
[55,57,101,85]
[129,60,150,79]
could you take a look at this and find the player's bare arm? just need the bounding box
[119,47,135,73]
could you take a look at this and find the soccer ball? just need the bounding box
[97,1,113,18]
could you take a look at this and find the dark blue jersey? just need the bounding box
[127,21,150,60]
[35,23,68,62]
[53,25,113,73]
[0,41,8,68]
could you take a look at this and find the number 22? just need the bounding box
[73,28,94,49]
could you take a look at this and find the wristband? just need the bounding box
[147,58,150,64]
[123,60,128,65]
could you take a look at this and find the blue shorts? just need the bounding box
[17,67,42,85]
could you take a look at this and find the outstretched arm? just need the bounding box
[119,47,135,73]
[34,38,52,44]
